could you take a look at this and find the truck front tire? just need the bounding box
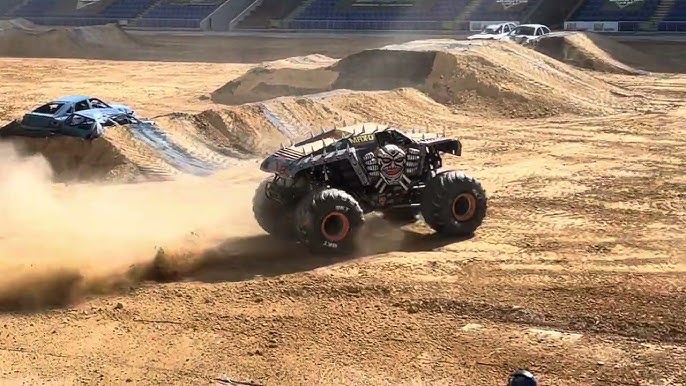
[295,188,365,254]
[420,171,488,236]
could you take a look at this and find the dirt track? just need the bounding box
[0,24,685,385]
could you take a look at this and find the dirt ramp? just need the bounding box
[0,118,242,182]
[0,19,143,58]
[332,49,437,90]
[535,32,658,75]
[68,23,140,48]
[0,18,40,30]
[211,54,338,105]
[0,124,133,182]
[200,88,452,156]
[212,39,631,118]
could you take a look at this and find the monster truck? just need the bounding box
[252,123,488,254]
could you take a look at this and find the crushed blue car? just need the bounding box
[1,95,140,139]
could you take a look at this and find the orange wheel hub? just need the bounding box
[320,212,350,242]
[452,193,477,222]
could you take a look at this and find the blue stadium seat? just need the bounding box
[570,0,659,21]
[292,0,468,30]
[664,0,686,21]
[469,0,539,21]
[2,0,225,29]
[139,0,224,28]
[0,0,46,17]
[100,0,159,19]
[6,0,119,25]
[660,1,686,32]
[0,0,24,16]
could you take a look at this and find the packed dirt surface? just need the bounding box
[0,26,685,385]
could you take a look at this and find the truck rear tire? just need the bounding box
[420,171,487,236]
[252,177,297,240]
[295,188,364,254]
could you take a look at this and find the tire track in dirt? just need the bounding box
[127,122,219,177]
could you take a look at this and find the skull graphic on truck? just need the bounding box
[363,144,420,192]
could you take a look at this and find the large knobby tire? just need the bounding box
[295,188,364,254]
[252,177,297,240]
[420,171,487,236]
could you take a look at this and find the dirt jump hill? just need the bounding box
[0,117,247,182]
[210,38,647,119]
[0,18,145,59]
[534,31,680,74]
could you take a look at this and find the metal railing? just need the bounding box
[656,21,686,32]
[0,16,202,29]
[286,19,456,30]
[4,16,120,26]
[618,21,648,32]
[200,0,255,30]
[229,0,262,30]
[565,20,686,33]
[130,18,204,28]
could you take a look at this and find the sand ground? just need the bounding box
[0,25,684,385]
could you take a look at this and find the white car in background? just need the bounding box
[467,22,518,40]
[501,23,552,45]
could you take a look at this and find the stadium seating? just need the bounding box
[9,0,97,17]
[5,0,120,25]
[99,0,159,19]
[238,0,303,28]
[660,1,686,31]
[0,0,227,29]
[468,0,540,21]
[291,0,470,30]
[138,0,225,28]
[569,0,659,21]
[664,1,686,21]
[0,0,31,18]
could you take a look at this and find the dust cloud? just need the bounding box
[0,142,260,312]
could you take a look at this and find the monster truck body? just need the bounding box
[253,123,487,254]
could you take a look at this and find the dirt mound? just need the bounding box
[534,32,663,75]
[0,19,143,58]
[211,39,634,118]
[183,87,453,154]
[211,55,339,106]
[0,18,39,30]
[0,121,134,182]
[0,118,242,182]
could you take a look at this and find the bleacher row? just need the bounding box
[2,0,225,28]
[0,0,685,31]
[288,0,536,30]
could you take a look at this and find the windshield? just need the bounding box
[482,25,501,34]
[512,26,535,35]
[89,98,111,109]
[33,102,64,114]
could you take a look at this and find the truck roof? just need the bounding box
[282,122,442,155]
